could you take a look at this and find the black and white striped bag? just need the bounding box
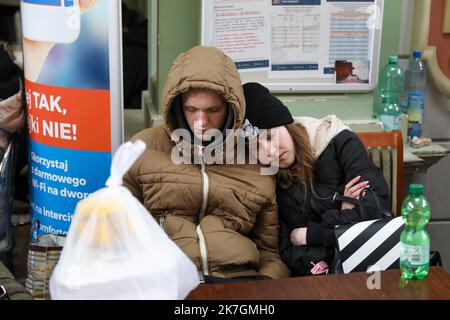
[333,188,405,273]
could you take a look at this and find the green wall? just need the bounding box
[154,0,402,120]
[155,0,201,108]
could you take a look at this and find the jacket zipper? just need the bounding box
[159,216,166,229]
[196,146,210,276]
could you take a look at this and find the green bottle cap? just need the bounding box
[388,56,398,64]
[409,183,424,195]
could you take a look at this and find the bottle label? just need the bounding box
[408,122,423,138]
[400,243,429,266]
[408,107,423,123]
[379,114,401,132]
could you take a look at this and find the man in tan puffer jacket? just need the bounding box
[123,46,290,281]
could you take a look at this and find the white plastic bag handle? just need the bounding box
[105,140,146,187]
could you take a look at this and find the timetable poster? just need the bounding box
[269,0,376,81]
[204,0,379,84]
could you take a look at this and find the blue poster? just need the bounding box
[21,0,120,239]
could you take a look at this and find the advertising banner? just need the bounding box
[21,0,123,239]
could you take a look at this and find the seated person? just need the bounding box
[243,82,390,276]
[0,46,27,202]
[0,89,24,272]
[0,45,24,161]
[123,47,290,282]
[0,45,21,100]
[0,92,24,161]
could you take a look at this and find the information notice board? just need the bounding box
[202,0,384,93]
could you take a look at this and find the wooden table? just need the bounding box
[187,267,450,300]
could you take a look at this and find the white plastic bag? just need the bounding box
[49,140,200,300]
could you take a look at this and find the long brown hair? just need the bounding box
[277,123,315,190]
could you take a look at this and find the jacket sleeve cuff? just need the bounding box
[323,228,336,248]
[306,222,326,246]
[307,223,337,248]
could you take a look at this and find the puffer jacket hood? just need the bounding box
[162,46,246,133]
[295,115,351,159]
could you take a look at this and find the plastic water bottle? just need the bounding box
[400,184,430,280]
[379,56,404,103]
[407,92,425,139]
[377,96,401,132]
[400,50,427,113]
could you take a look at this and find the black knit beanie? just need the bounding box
[243,82,294,130]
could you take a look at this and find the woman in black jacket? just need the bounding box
[243,82,390,276]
